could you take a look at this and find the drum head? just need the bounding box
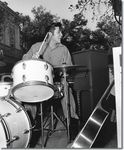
[13,84,54,103]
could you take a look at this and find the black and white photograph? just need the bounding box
[0,0,122,149]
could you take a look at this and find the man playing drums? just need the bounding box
[22,22,79,140]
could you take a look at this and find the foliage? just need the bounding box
[18,3,121,55]
[97,15,121,48]
[18,5,59,51]
[61,13,115,53]
[61,13,89,52]
[69,0,113,20]
[67,0,121,53]
[69,0,122,27]
[0,9,5,24]
[19,5,89,53]
[87,15,121,54]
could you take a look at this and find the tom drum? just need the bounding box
[12,59,54,102]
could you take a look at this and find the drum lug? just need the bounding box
[16,107,22,113]
[22,63,26,69]
[22,75,26,82]
[7,136,19,146]
[44,63,48,70]
[45,75,49,84]
[1,113,11,118]
[23,125,35,134]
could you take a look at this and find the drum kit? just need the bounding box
[0,59,87,148]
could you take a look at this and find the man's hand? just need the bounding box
[32,52,39,58]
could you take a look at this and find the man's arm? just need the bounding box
[22,42,44,60]
[22,47,33,60]
[66,50,73,65]
[63,47,73,65]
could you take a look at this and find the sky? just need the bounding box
[0,0,100,30]
[1,0,78,20]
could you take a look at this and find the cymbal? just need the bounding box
[54,65,88,75]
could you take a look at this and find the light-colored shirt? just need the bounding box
[22,42,78,119]
[23,42,72,67]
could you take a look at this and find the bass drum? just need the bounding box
[0,97,31,148]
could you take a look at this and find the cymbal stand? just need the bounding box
[62,68,71,143]
[40,103,44,148]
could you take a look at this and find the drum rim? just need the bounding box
[9,98,32,148]
[12,59,53,69]
[0,117,10,148]
[11,81,55,101]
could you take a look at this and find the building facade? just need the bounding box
[0,1,23,74]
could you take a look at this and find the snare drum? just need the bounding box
[12,59,54,103]
[0,97,31,148]
[0,82,12,97]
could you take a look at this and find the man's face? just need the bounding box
[52,27,62,43]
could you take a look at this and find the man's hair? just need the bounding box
[47,22,62,34]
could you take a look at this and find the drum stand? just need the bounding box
[38,68,72,147]
[62,69,71,143]
[43,104,67,147]
[34,102,45,148]
[40,103,44,148]
[39,100,66,148]
[40,69,71,147]
[54,67,71,143]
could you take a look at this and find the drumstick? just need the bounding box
[32,32,52,58]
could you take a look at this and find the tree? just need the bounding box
[19,3,121,55]
[97,15,121,48]
[68,0,121,53]
[31,5,59,38]
[61,12,111,53]
[61,13,90,52]
[19,5,59,52]
[19,6,90,53]
[69,0,121,22]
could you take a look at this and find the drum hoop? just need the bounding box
[12,81,55,98]
[12,59,53,69]
[0,116,11,148]
[9,98,32,148]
